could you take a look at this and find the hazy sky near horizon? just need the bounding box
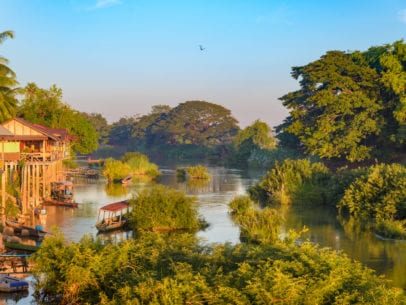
[1,0,405,128]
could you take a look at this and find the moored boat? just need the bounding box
[96,201,130,233]
[4,242,40,253]
[5,220,49,238]
[42,198,78,208]
[0,275,29,292]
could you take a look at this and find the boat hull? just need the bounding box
[5,220,48,238]
[4,242,40,253]
[0,275,29,292]
[43,198,78,208]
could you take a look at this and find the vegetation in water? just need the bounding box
[128,185,201,231]
[229,196,282,244]
[102,152,160,183]
[249,159,330,205]
[30,228,406,305]
[338,163,406,239]
[186,165,211,180]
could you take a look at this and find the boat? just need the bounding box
[0,275,29,292]
[96,201,130,233]
[43,181,78,207]
[5,220,49,238]
[34,205,47,215]
[42,198,78,208]
[4,242,40,253]
[121,175,132,185]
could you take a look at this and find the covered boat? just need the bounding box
[43,181,78,207]
[0,275,29,292]
[96,201,130,233]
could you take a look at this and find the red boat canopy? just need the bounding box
[99,201,129,212]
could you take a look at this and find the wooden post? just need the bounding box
[1,166,5,227]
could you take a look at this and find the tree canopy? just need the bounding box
[279,40,406,162]
[18,83,98,154]
[0,30,19,122]
[150,101,239,146]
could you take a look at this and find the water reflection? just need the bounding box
[5,166,405,304]
[280,204,406,289]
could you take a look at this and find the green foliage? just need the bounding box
[246,147,307,170]
[250,159,331,205]
[229,196,282,244]
[229,195,253,215]
[155,101,239,147]
[230,120,277,168]
[186,165,211,180]
[0,30,19,123]
[121,152,161,178]
[102,158,130,182]
[81,112,110,145]
[129,185,200,231]
[102,153,160,182]
[279,40,406,162]
[30,230,406,304]
[338,163,406,239]
[280,50,382,162]
[18,83,98,154]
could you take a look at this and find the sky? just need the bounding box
[1,0,405,128]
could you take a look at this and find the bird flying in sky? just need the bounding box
[199,45,205,51]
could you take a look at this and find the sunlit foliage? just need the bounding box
[31,229,405,305]
[338,163,406,239]
[249,159,330,205]
[129,185,200,231]
[0,30,19,123]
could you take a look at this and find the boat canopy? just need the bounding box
[99,201,129,212]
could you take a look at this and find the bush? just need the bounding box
[186,165,211,180]
[30,231,406,305]
[129,185,201,231]
[250,159,331,205]
[338,163,406,239]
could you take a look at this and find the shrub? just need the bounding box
[129,185,201,231]
[338,163,406,239]
[186,165,211,180]
[250,159,331,205]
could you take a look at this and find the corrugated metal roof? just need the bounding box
[99,201,129,212]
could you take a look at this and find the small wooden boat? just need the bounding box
[34,205,47,215]
[0,275,29,292]
[43,198,78,208]
[121,175,132,185]
[5,220,49,238]
[4,242,40,253]
[96,201,130,233]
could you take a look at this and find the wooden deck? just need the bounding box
[0,254,31,274]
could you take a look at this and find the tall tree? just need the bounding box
[0,30,19,122]
[153,101,239,146]
[280,50,382,162]
[18,83,98,154]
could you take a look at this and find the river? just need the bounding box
[2,166,405,304]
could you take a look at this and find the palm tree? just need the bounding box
[0,30,19,122]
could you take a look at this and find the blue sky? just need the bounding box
[1,0,405,127]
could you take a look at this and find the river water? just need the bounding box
[2,166,406,304]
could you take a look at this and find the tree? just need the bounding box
[153,101,239,146]
[81,112,110,144]
[0,30,19,122]
[233,120,276,150]
[18,83,98,154]
[280,50,381,162]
